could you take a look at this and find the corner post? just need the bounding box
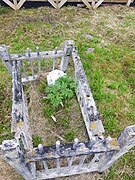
[0,139,35,180]
[60,40,74,72]
[0,45,12,76]
[98,125,135,172]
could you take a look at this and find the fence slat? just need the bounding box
[48,0,58,8]
[92,0,105,9]
[2,0,16,10]
[82,0,91,8]
[16,0,26,10]
[36,47,41,73]
[13,0,17,5]
[56,158,61,174]
[53,47,58,70]
[21,60,28,79]
[88,154,99,169]
[56,141,61,174]
[67,157,74,172]
[43,161,49,175]
[58,0,68,8]
[27,48,35,78]
[77,155,87,171]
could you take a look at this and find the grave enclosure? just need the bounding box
[1,0,134,10]
[0,40,135,180]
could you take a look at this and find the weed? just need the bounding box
[43,105,53,118]
[32,135,42,147]
[64,129,75,142]
[104,167,116,180]
[37,79,47,93]
[45,76,76,109]
[58,117,70,129]
[0,124,13,144]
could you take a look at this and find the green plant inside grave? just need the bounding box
[36,75,78,143]
[44,76,76,110]
[32,135,43,147]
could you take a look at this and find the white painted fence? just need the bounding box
[1,0,134,10]
[0,41,135,180]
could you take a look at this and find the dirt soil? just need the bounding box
[27,75,88,146]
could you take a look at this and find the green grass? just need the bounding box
[0,7,10,15]
[0,5,135,180]
[32,135,43,147]
[64,129,76,142]
[0,61,12,144]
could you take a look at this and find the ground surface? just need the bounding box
[0,4,135,180]
[26,72,88,146]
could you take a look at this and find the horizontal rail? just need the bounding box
[26,139,119,162]
[72,46,105,139]
[10,50,65,61]
[0,45,66,83]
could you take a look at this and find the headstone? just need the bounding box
[47,69,66,86]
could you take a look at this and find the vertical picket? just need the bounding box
[36,46,41,73]
[60,40,74,72]
[27,48,35,78]
[77,155,87,171]
[20,60,28,79]
[56,141,61,174]
[53,47,58,70]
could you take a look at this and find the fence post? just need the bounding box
[53,47,58,70]
[36,46,41,73]
[0,139,35,180]
[98,125,135,172]
[56,141,61,174]
[60,40,74,72]
[73,138,79,149]
[0,45,12,76]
